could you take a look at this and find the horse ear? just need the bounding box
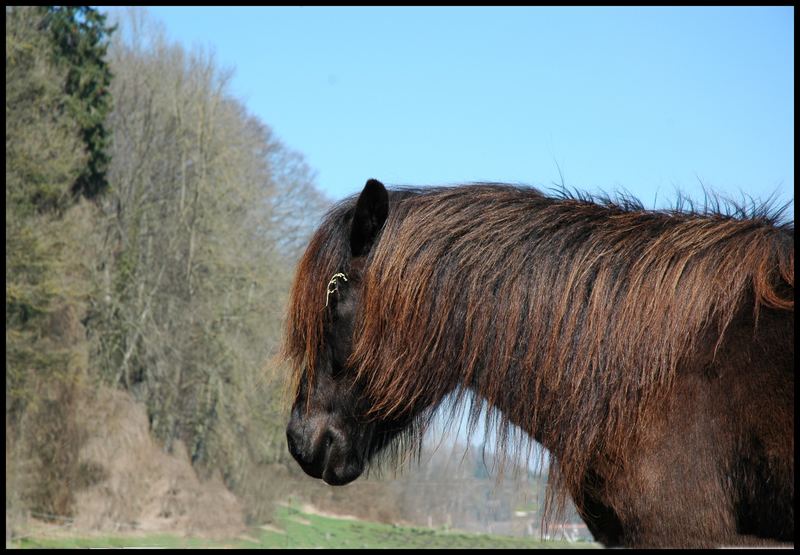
[350,179,389,257]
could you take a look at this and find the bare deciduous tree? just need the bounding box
[91,8,329,519]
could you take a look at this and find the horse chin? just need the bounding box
[322,460,363,486]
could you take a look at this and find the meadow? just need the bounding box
[11,504,599,549]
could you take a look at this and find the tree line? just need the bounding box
[6,6,328,525]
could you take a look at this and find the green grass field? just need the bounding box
[12,504,600,549]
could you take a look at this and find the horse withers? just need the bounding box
[283,179,794,548]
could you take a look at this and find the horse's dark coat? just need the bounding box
[283,180,793,547]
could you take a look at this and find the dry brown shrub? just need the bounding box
[71,386,245,538]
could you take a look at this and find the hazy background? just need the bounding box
[143,6,793,208]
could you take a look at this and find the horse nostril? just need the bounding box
[287,424,333,467]
[323,430,334,451]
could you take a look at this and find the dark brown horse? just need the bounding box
[283,179,794,548]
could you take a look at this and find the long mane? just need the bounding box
[282,187,425,398]
[284,183,794,520]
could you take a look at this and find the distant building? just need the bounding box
[541,522,591,543]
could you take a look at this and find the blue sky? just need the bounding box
[114,6,792,214]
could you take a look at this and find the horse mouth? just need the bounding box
[286,425,366,485]
[322,468,358,486]
[321,459,363,486]
[290,445,363,486]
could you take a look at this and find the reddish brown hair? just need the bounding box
[283,183,793,529]
[282,188,423,399]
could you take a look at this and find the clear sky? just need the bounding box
[114,6,793,214]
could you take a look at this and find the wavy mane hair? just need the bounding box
[283,182,794,536]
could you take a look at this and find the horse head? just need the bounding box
[285,179,412,485]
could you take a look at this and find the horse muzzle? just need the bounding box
[286,417,364,486]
